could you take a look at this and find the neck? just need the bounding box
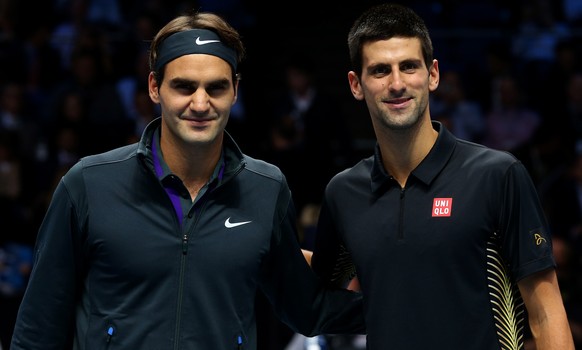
[377,118,437,187]
[160,131,222,191]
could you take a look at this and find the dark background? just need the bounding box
[1,0,582,348]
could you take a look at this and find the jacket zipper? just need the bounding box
[174,234,187,350]
[174,195,207,349]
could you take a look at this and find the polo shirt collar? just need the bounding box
[371,120,457,192]
[412,121,456,185]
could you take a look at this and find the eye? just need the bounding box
[371,65,391,77]
[205,81,231,97]
[400,61,420,73]
[173,82,196,94]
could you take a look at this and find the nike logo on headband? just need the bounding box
[154,29,238,71]
[195,37,220,45]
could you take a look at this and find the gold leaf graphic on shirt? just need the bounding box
[487,235,525,350]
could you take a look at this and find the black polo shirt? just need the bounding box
[312,121,555,350]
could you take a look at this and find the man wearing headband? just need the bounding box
[10,12,365,350]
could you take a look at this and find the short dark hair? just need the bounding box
[347,3,433,76]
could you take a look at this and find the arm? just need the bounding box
[518,268,575,350]
[259,182,365,336]
[311,198,357,289]
[302,249,361,292]
[11,169,85,349]
[498,162,574,349]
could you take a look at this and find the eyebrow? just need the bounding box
[401,58,423,65]
[367,58,423,71]
[168,77,231,88]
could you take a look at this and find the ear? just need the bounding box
[348,71,364,101]
[232,78,239,106]
[148,72,160,104]
[428,59,439,92]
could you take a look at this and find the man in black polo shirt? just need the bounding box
[311,3,575,349]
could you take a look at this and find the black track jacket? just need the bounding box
[10,117,364,350]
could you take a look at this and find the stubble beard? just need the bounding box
[378,104,422,132]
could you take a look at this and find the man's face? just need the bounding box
[348,37,439,132]
[149,53,237,149]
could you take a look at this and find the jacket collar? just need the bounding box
[138,117,246,180]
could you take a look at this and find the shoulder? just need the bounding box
[63,143,139,182]
[455,139,520,171]
[80,143,139,167]
[327,156,374,189]
[452,140,537,193]
[241,154,285,183]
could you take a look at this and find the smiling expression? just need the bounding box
[149,53,238,150]
[348,37,439,132]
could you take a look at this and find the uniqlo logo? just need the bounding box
[432,198,452,217]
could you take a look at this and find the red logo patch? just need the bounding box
[432,198,452,217]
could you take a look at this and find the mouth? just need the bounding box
[386,97,412,109]
[182,115,215,122]
[182,116,215,129]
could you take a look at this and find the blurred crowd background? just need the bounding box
[1,0,582,349]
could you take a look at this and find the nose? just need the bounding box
[189,90,210,112]
[388,71,405,92]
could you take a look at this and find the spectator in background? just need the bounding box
[563,73,582,144]
[85,0,123,30]
[430,69,486,143]
[482,74,541,153]
[552,235,582,348]
[541,40,581,113]
[539,150,582,254]
[125,85,157,143]
[469,41,515,115]
[538,151,582,349]
[0,242,32,350]
[262,55,354,215]
[0,1,29,85]
[523,41,582,183]
[0,82,40,164]
[45,46,130,155]
[22,19,64,110]
[0,133,34,350]
[516,71,582,186]
[0,133,21,202]
[49,0,90,70]
[562,0,582,25]
[512,0,571,104]
[0,83,26,133]
[115,50,155,127]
